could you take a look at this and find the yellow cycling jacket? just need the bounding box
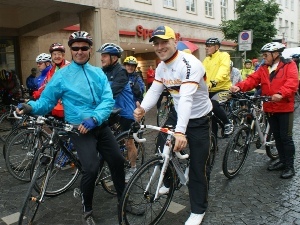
[203,50,231,92]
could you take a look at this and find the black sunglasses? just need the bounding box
[71,46,90,51]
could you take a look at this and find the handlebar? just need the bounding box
[131,123,189,159]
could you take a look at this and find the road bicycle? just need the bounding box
[156,91,174,127]
[118,122,214,225]
[222,93,278,179]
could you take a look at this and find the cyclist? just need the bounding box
[123,56,145,103]
[134,25,213,225]
[25,68,38,92]
[202,37,233,137]
[35,53,52,89]
[230,42,298,179]
[291,54,300,94]
[32,43,70,118]
[17,31,126,225]
[0,69,21,104]
[97,43,138,183]
[240,59,255,80]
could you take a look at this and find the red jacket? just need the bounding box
[236,58,298,113]
[32,60,70,117]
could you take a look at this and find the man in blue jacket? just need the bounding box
[17,31,126,225]
[98,43,138,183]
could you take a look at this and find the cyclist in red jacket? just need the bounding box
[230,42,298,179]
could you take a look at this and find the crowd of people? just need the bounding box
[10,25,299,225]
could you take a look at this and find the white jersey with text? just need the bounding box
[141,51,212,134]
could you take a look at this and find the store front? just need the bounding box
[0,37,18,73]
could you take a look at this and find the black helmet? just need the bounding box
[205,37,221,46]
[68,31,93,47]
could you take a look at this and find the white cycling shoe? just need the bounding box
[185,212,205,225]
[158,185,169,194]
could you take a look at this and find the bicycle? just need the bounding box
[294,91,300,110]
[222,93,278,179]
[156,90,174,127]
[118,122,197,225]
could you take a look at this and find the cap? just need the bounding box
[31,68,37,72]
[252,59,258,63]
[149,26,176,42]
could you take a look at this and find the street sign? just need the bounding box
[238,30,253,44]
[239,43,252,51]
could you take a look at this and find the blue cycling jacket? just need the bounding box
[28,61,115,125]
[36,65,52,88]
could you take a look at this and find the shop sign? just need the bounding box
[136,25,180,40]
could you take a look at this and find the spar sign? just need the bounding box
[238,30,253,51]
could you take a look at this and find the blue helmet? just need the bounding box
[97,43,123,58]
[291,54,300,58]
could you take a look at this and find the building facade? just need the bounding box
[0,0,299,85]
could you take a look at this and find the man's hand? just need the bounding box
[79,117,97,134]
[173,133,187,152]
[133,101,145,122]
[16,103,32,115]
[230,86,241,93]
[208,80,218,90]
[272,93,283,102]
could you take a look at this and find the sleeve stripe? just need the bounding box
[182,81,199,85]
[153,79,163,84]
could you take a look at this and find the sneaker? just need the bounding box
[158,185,170,195]
[224,123,233,135]
[280,167,295,179]
[125,167,137,183]
[185,212,205,225]
[82,211,96,225]
[126,200,145,215]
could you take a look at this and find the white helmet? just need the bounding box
[260,42,285,53]
[36,53,51,63]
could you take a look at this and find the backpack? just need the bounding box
[130,74,144,103]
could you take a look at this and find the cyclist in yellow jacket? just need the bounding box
[203,37,233,138]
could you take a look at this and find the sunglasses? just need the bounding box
[71,46,90,51]
[261,53,271,57]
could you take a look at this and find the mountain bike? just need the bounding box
[222,93,278,179]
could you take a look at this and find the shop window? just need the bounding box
[0,38,16,72]
[186,0,196,13]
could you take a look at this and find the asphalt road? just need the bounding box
[0,107,300,225]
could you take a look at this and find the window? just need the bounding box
[291,0,294,10]
[278,18,282,30]
[285,20,288,37]
[135,0,151,3]
[0,38,16,72]
[220,0,228,20]
[234,0,238,19]
[285,0,288,8]
[164,0,175,8]
[186,0,196,13]
[291,22,294,38]
[205,0,213,17]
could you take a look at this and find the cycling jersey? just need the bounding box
[28,61,114,125]
[202,50,231,91]
[141,50,212,134]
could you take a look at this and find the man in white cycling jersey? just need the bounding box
[134,25,212,225]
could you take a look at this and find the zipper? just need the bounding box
[82,65,96,105]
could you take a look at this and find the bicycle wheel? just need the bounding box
[0,111,15,142]
[5,129,49,182]
[157,100,170,127]
[32,145,80,197]
[119,157,176,225]
[97,159,117,195]
[18,158,52,225]
[294,92,300,110]
[265,132,279,160]
[208,132,217,172]
[222,125,251,179]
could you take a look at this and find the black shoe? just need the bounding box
[267,161,285,171]
[280,168,295,179]
[125,200,145,216]
[82,211,96,225]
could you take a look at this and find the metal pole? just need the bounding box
[244,51,246,61]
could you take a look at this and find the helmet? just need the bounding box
[205,37,221,46]
[244,59,252,64]
[97,43,123,58]
[49,43,65,53]
[68,31,93,47]
[260,42,285,53]
[230,61,233,67]
[252,58,258,63]
[291,54,300,58]
[36,53,51,63]
[123,56,138,65]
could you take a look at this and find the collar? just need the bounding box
[164,50,179,64]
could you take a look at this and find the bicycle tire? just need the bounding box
[119,157,176,225]
[97,159,117,195]
[0,111,15,142]
[157,100,170,127]
[32,146,80,197]
[18,157,53,225]
[222,125,251,179]
[5,129,49,182]
[208,132,217,172]
[265,132,279,160]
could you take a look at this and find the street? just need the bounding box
[0,107,300,225]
